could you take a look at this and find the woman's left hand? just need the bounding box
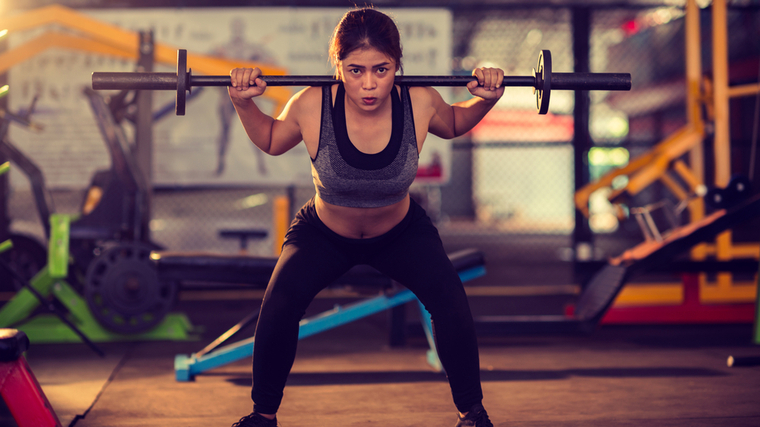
[467,67,505,101]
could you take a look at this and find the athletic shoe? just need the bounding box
[231,412,280,427]
[454,403,494,427]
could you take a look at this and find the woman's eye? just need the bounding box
[349,69,361,75]
[377,68,387,74]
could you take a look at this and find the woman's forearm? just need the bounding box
[451,96,499,137]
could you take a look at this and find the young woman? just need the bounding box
[228,8,503,427]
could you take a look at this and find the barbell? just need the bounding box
[91,49,631,115]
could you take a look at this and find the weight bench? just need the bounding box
[475,193,760,334]
[151,248,486,381]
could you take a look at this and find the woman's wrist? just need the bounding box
[231,96,256,108]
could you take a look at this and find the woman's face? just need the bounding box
[338,47,398,112]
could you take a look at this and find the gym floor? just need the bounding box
[4,296,760,427]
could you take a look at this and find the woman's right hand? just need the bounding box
[228,67,267,101]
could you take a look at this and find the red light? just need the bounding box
[621,19,640,36]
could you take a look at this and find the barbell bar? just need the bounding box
[92,49,631,115]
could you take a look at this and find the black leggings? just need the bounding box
[251,198,483,414]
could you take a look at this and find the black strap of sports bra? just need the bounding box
[332,83,404,171]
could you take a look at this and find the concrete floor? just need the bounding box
[4,296,760,427]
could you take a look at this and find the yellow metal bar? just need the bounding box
[612,278,758,307]
[696,243,760,258]
[672,160,703,193]
[713,0,730,188]
[685,0,703,130]
[620,156,670,197]
[659,173,689,201]
[1,5,287,75]
[728,83,760,99]
[711,0,734,296]
[612,283,683,307]
[0,5,138,53]
[621,129,703,197]
[273,196,290,256]
[700,274,758,304]
[575,125,699,215]
[0,32,136,75]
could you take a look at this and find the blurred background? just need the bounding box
[1,0,759,326]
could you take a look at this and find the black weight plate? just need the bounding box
[85,243,178,334]
[176,49,188,115]
[536,50,551,114]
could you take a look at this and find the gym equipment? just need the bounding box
[0,91,194,341]
[705,175,752,210]
[0,329,62,427]
[218,229,268,253]
[92,49,632,115]
[85,243,179,335]
[0,92,156,290]
[163,248,487,381]
[0,235,105,357]
[0,214,194,344]
[158,194,760,380]
[575,0,759,311]
[0,98,49,291]
[476,193,760,334]
[1,164,105,354]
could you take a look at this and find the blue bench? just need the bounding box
[153,249,486,381]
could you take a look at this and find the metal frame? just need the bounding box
[575,0,760,309]
[174,264,486,382]
[0,214,196,344]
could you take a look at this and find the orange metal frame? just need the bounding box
[576,0,759,312]
[0,4,292,114]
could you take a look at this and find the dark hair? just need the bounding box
[329,8,403,79]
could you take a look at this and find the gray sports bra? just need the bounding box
[310,83,419,208]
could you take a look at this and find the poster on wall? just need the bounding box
[7,7,452,189]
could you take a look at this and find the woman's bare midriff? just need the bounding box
[314,195,410,239]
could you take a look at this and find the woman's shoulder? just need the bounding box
[292,85,324,104]
[288,85,324,115]
[407,86,440,107]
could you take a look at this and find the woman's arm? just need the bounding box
[426,67,505,139]
[229,67,304,156]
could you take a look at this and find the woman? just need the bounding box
[229,8,503,427]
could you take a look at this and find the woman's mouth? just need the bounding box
[362,97,377,105]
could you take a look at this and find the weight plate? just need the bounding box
[536,50,551,115]
[176,49,188,115]
[85,243,178,334]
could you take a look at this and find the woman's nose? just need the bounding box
[362,74,376,90]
